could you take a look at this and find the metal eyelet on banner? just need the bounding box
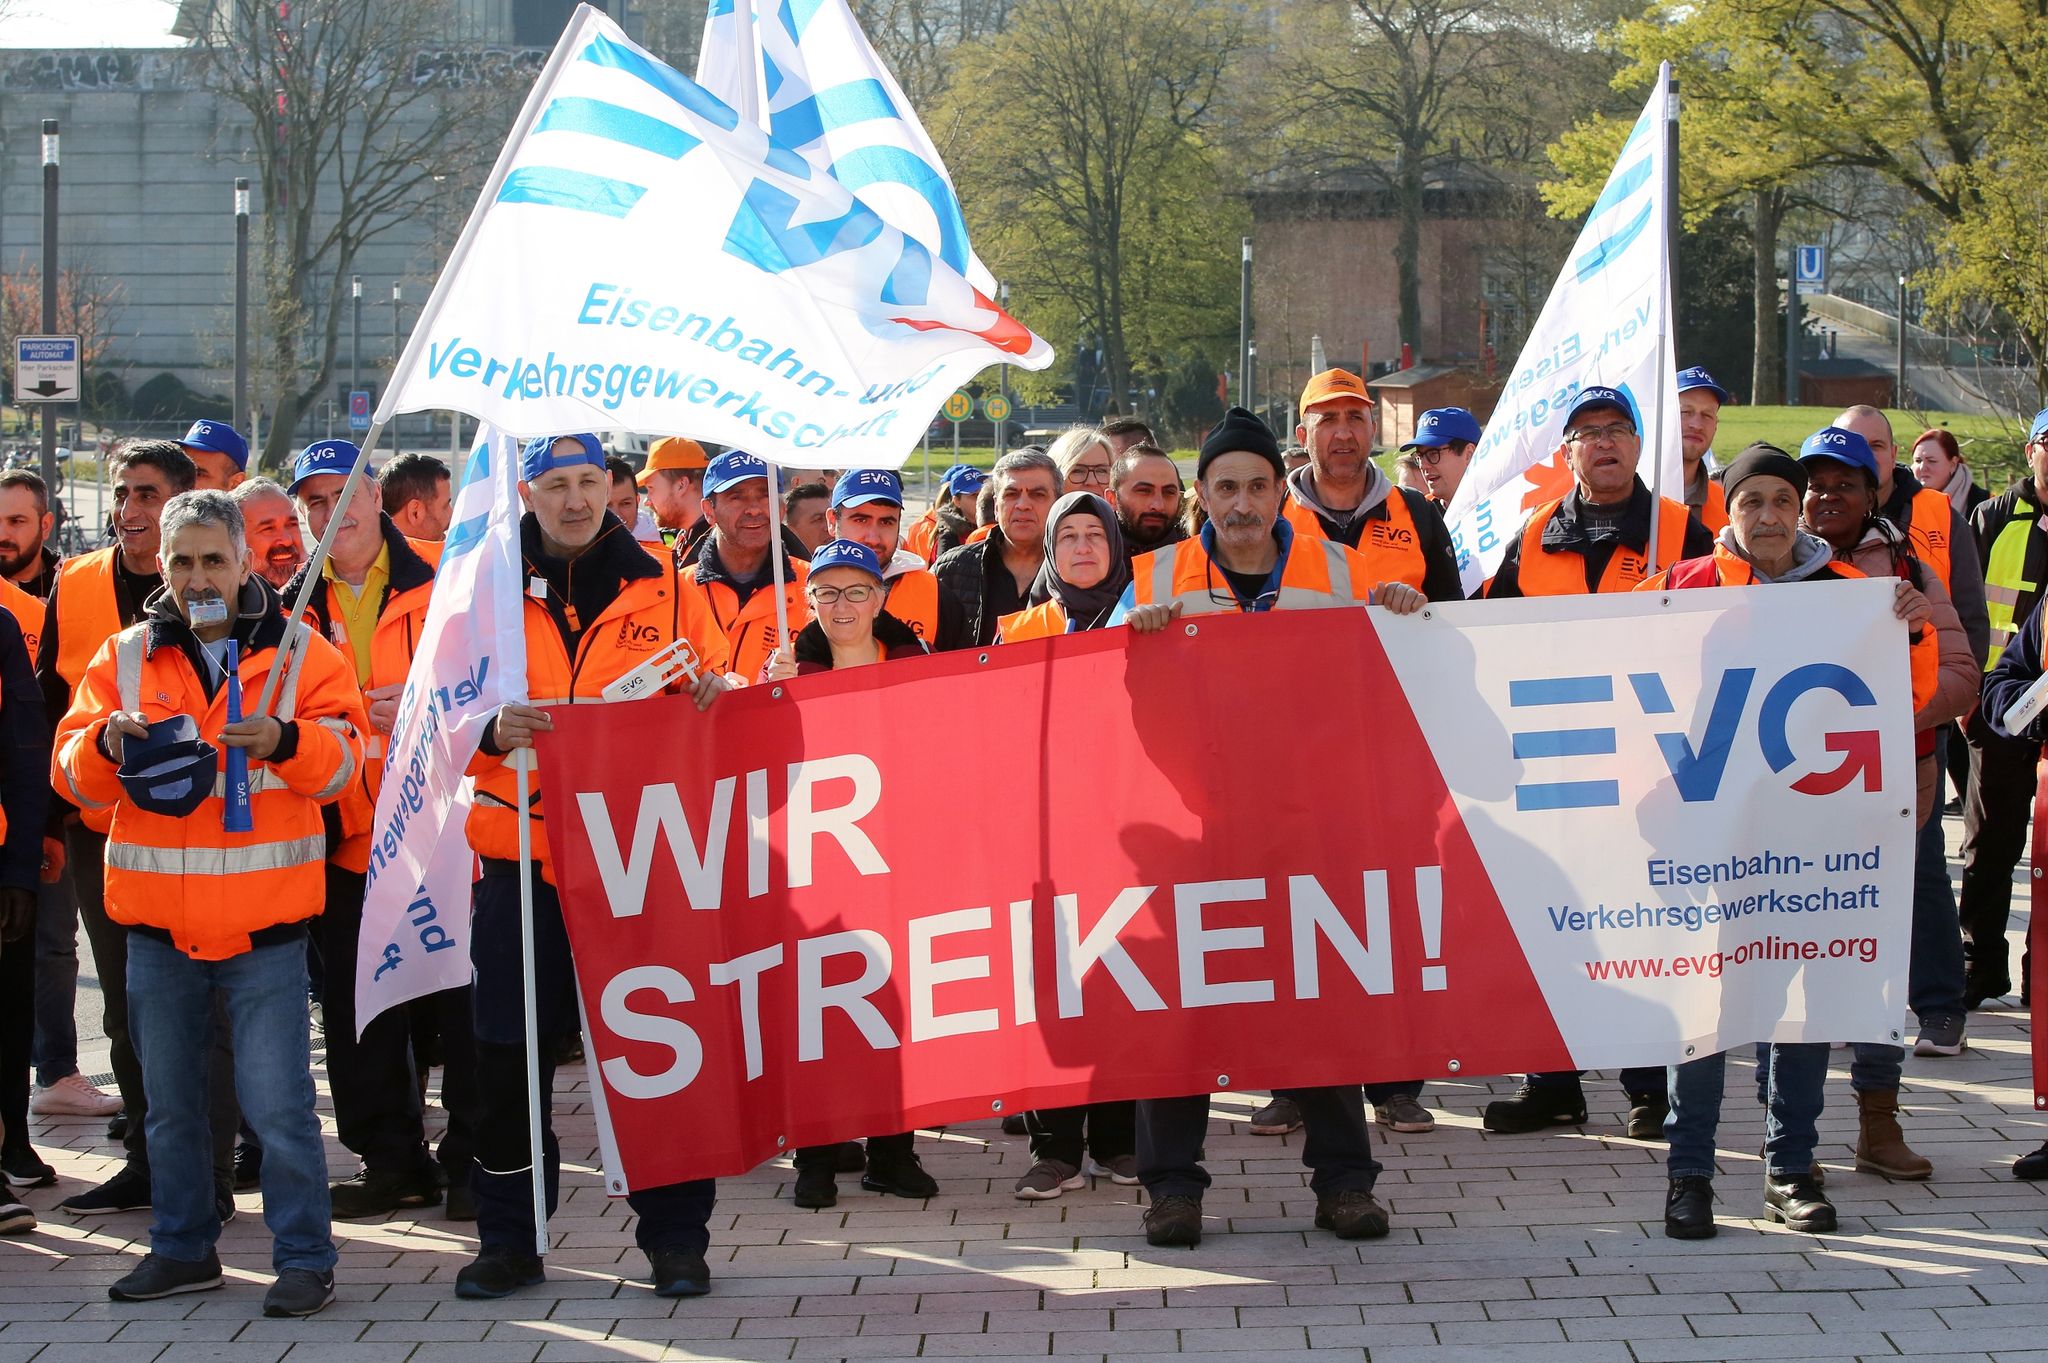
[1216,1074,1229,1086]
[1185,623,1199,636]
[1446,1060,1461,1074]
[772,687,784,699]
[1900,808,1910,818]
[1684,1045,1696,1057]
[776,1135,786,1148]
[1421,609,1432,620]
[1661,595,1672,606]
[978,652,990,664]
[990,1099,1004,1113]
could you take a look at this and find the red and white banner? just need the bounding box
[536,584,1915,1187]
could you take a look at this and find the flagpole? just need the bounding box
[255,423,386,718]
[513,748,549,1258]
[1646,62,1674,576]
[766,460,791,656]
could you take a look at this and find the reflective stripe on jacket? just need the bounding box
[1129,520,1371,615]
[1281,483,1430,591]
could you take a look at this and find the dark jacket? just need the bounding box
[929,503,976,562]
[0,606,48,891]
[1885,465,1988,666]
[1485,479,1713,598]
[934,530,1031,648]
[1985,595,2048,741]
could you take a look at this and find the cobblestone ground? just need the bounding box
[4,819,2043,1363]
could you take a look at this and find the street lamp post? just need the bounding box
[390,282,401,459]
[234,178,250,438]
[40,119,60,511]
[997,282,1011,460]
[350,275,362,437]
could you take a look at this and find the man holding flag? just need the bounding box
[455,434,731,1300]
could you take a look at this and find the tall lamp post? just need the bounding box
[350,275,362,437]
[390,282,402,459]
[40,119,60,506]
[234,178,250,437]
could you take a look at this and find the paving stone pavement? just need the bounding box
[4,817,2044,1362]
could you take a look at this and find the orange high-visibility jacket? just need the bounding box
[0,576,44,665]
[904,507,942,566]
[996,599,1069,641]
[1698,479,1729,535]
[1903,484,1954,589]
[693,545,810,683]
[288,518,437,873]
[1128,521,1373,615]
[1513,495,1694,596]
[45,547,156,833]
[884,568,941,643]
[468,553,732,881]
[1280,486,1430,591]
[53,586,368,960]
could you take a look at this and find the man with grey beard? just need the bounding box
[229,479,307,590]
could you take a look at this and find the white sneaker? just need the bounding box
[0,1197,34,1235]
[30,1073,123,1117]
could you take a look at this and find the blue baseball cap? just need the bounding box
[2029,408,2048,443]
[806,538,883,580]
[704,450,769,496]
[519,433,605,482]
[117,715,218,819]
[289,439,364,492]
[1563,386,1637,432]
[945,467,987,495]
[832,469,903,509]
[1675,367,1732,403]
[1401,407,1483,451]
[1798,426,1881,482]
[182,420,249,472]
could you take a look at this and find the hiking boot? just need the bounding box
[1000,1114,1028,1136]
[109,1251,223,1301]
[1374,1094,1435,1133]
[1482,1080,1587,1134]
[1143,1194,1203,1247]
[1249,1096,1302,1135]
[649,1249,711,1298]
[30,1073,122,1118]
[1088,1153,1140,1185]
[1758,1144,1824,1186]
[0,1196,33,1234]
[2014,1142,2048,1180]
[1627,1092,1670,1141]
[453,1249,545,1299]
[1763,1174,1836,1233]
[1663,1175,1715,1239]
[861,1150,938,1199]
[233,1141,263,1191]
[61,1162,151,1215]
[262,1268,335,1318]
[328,1167,442,1219]
[1314,1188,1390,1240]
[1912,1011,1965,1057]
[832,1140,867,1174]
[1855,1088,1932,1180]
[791,1165,837,1208]
[1013,1159,1084,1201]
[2,1147,56,1189]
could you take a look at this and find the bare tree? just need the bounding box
[185,0,517,468]
[855,0,1017,108]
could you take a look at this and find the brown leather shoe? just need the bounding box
[1854,1088,1932,1180]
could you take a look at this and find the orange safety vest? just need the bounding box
[0,576,45,664]
[695,555,811,683]
[997,599,1069,641]
[1130,528,1373,615]
[1514,495,1693,596]
[904,508,941,566]
[1281,486,1431,591]
[1904,485,1954,590]
[965,524,994,546]
[468,560,732,881]
[1698,479,1728,535]
[884,568,941,643]
[51,547,125,689]
[53,615,368,960]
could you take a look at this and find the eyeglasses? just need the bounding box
[1564,423,1637,447]
[1067,464,1112,485]
[1416,446,1469,465]
[807,584,877,605]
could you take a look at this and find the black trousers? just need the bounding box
[794,1131,912,1170]
[315,864,477,1179]
[469,860,714,1258]
[0,927,31,1155]
[1025,1101,1135,1168]
[69,825,235,1181]
[1138,1085,1379,1201]
[1959,710,2042,971]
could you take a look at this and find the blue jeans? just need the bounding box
[126,932,335,1273]
[1908,760,1967,1020]
[1668,1042,1829,1180]
[31,869,78,1085]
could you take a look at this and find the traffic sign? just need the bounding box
[1794,243,1827,295]
[943,391,973,422]
[14,335,79,403]
[983,394,1012,422]
[348,389,371,432]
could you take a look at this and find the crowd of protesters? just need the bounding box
[0,368,2043,1312]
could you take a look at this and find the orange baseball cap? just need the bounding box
[637,435,709,485]
[1299,368,1375,412]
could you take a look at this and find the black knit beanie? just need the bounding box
[1197,407,1283,480]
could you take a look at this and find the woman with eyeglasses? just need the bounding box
[996,492,1132,641]
[761,540,936,1209]
[1049,426,1115,495]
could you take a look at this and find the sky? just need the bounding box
[0,0,185,48]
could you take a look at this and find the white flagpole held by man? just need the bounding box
[1646,63,1676,576]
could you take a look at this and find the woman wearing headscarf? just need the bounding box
[996,491,1132,641]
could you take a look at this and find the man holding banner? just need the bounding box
[455,434,731,1300]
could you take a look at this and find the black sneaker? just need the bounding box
[106,1111,127,1141]
[1963,966,2012,1010]
[262,1267,335,1317]
[1763,1174,1836,1233]
[1482,1081,1588,1134]
[61,1163,151,1215]
[1143,1194,1203,1248]
[2014,1142,2048,1180]
[1663,1175,1715,1239]
[1000,1114,1028,1136]
[1626,1093,1669,1141]
[216,1180,236,1226]
[0,1196,34,1234]
[233,1141,263,1191]
[861,1151,938,1199]
[1249,1096,1302,1135]
[649,1249,712,1298]
[329,1167,442,1219]
[791,1166,837,1209]
[109,1251,223,1300]
[832,1140,867,1174]
[453,1250,545,1299]
[1,1147,56,1189]
[1313,1189,1390,1240]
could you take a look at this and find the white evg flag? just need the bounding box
[1444,64,1682,593]
[353,427,526,1034]
[376,3,1048,467]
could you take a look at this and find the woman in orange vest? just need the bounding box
[762,539,937,1208]
[996,492,1130,642]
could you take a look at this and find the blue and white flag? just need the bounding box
[378,3,1047,468]
[354,426,527,1034]
[1444,66,1682,592]
[696,0,996,296]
